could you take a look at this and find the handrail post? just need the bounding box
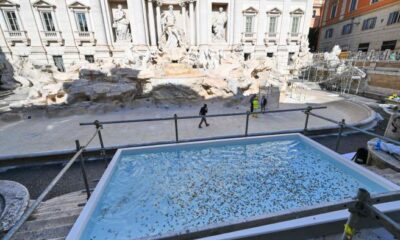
[303,106,312,134]
[95,120,108,167]
[174,114,179,142]
[75,140,91,200]
[335,119,346,152]
[342,188,370,240]
[245,111,250,136]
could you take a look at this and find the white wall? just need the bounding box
[0,0,313,67]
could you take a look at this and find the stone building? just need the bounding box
[318,0,400,52]
[309,0,324,51]
[0,0,313,71]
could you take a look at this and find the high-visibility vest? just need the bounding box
[253,99,259,109]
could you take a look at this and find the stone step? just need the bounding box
[19,215,79,233]
[45,191,85,203]
[40,197,87,208]
[35,201,85,214]
[29,207,83,221]
[12,224,73,240]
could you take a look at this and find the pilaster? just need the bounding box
[128,0,148,48]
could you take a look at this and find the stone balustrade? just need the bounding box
[3,30,30,46]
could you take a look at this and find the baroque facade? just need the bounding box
[318,0,400,52]
[0,0,313,71]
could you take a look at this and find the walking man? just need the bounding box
[199,104,210,128]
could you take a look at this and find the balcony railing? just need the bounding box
[241,32,257,44]
[74,31,96,46]
[4,30,30,46]
[40,31,64,46]
[287,32,302,44]
[264,32,278,46]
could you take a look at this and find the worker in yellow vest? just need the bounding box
[252,96,259,117]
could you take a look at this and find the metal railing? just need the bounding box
[80,106,327,145]
[2,106,326,239]
[4,105,400,239]
[307,111,400,150]
[2,129,100,240]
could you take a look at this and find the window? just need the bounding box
[85,55,94,63]
[41,11,55,31]
[387,11,400,25]
[325,28,333,39]
[342,23,352,35]
[371,0,379,3]
[358,43,369,52]
[312,10,316,18]
[331,4,337,18]
[245,16,253,33]
[288,52,295,65]
[291,16,301,34]
[53,56,65,72]
[362,17,376,30]
[381,40,397,51]
[349,0,357,12]
[269,16,277,33]
[5,10,20,31]
[244,53,251,61]
[267,52,273,58]
[75,12,88,32]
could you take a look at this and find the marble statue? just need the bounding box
[113,4,131,41]
[212,7,227,41]
[160,5,184,49]
[324,45,342,68]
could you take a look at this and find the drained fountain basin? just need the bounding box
[67,134,400,240]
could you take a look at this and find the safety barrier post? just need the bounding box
[75,140,91,200]
[174,114,179,142]
[335,119,345,152]
[303,106,312,134]
[94,120,108,167]
[245,111,250,136]
[342,188,370,240]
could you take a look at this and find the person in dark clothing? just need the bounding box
[261,95,267,112]
[198,104,210,128]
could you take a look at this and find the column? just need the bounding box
[20,0,47,63]
[147,0,157,46]
[91,0,111,57]
[155,1,162,42]
[256,2,265,46]
[233,0,242,44]
[180,1,187,39]
[128,0,147,46]
[189,0,196,46]
[198,0,208,45]
[279,0,291,45]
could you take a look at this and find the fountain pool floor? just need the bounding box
[70,135,394,240]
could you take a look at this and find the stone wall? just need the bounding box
[368,72,400,90]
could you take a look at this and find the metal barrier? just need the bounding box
[2,106,325,239]
[79,106,327,150]
[308,111,400,150]
[2,128,100,240]
[4,105,400,239]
